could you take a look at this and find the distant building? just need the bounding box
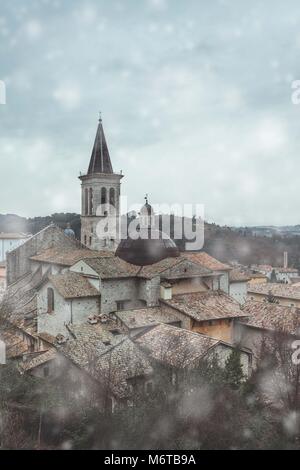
[0,232,31,262]
[251,263,298,284]
[247,283,300,308]
[235,300,300,368]
[247,272,268,285]
[228,269,250,304]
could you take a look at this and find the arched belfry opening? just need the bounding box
[101,187,107,205]
[89,188,93,215]
[109,187,115,207]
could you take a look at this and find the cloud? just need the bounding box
[24,19,43,39]
[0,0,300,225]
[53,82,82,110]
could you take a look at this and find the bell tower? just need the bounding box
[79,117,123,251]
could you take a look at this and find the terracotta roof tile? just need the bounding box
[20,348,57,371]
[0,329,29,358]
[162,291,246,321]
[182,252,231,271]
[229,269,251,283]
[115,307,181,330]
[30,247,112,266]
[248,283,300,301]
[135,323,219,368]
[82,256,140,278]
[59,325,152,399]
[48,272,99,299]
[241,300,300,336]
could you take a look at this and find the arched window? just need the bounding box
[109,188,115,207]
[89,188,93,215]
[84,188,88,215]
[47,287,54,313]
[101,187,107,205]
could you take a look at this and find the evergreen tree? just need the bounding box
[224,349,245,389]
[266,289,279,304]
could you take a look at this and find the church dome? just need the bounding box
[115,227,180,266]
[64,223,75,238]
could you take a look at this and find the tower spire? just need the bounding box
[88,116,113,174]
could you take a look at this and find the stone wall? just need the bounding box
[37,280,99,336]
[192,318,234,343]
[229,281,248,304]
[80,173,122,251]
[160,302,192,330]
[138,277,160,307]
[100,278,143,314]
[172,278,208,295]
[6,225,79,286]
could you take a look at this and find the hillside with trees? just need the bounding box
[1,213,300,269]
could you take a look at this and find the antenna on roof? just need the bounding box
[99,111,102,123]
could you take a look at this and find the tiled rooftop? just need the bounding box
[82,256,140,279]
[115,307,181,330]
[48,272,99,299]
[138,256,214,279]
[229,269,251,283]
[247,283,300,300]
[0,329,29,358]
[30,247,112,266]
[59,325,152,399]
[241,300,300,336]
[162,291,246,322]
[20,348,57,371]
[182,252,231,271]
[138,257,183,278]
[135,323,219,368]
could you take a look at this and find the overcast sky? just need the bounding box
[1,0,300,226]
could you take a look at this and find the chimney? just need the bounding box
[283,251,288,269]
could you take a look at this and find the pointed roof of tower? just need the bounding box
[88,117,113,174]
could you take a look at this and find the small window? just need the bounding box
[89,236,92,246]
[47,287,55,313]
[43,366,49,378]
[116,301,125,311]
[110,329,121,336]
[84,235,87,245]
